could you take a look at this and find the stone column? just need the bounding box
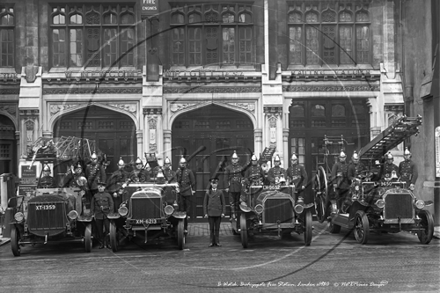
[264,106,283,161]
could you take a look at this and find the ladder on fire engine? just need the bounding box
[358,115,422,161]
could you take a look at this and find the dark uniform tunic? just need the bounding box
[398,160,418,186]
[244,165,264,186]
[38,175,55,188]
[176,167,196,230]
[225,163,245,222]
[203,188,226,245]
[129,169,149,183]
[91,191,114,245]
[347,161,367,182]
[107,168,129,212]
[380,163,400,181]
[60,172,87,188]
[331,161,350,209]
[86,163,106,192]
[267,166,287,185]
[286,164,308,188]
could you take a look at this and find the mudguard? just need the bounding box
[106,212,121,220]
[77,214,93,222]
[171,211,186,219]
[303,203,314,209]
[239,202,252,213]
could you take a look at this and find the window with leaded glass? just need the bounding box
[288,1,371,66]
[170,3,254,67]
[50,4,135,68]
[0,5,14,67]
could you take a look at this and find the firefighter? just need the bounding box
[380,152,400,181]
[331,151,350,213]
[267,154,287,185]
[398,148,418,189]
[347,151,367,182]
[86,152,107,196]
[244,154,264,187]
[107,157,129,212]
[129,157,149,183]
[225,150,245,229]
[162,157,176,183]
[91,181,114,249]
[38,165,55,188]
[60,162,87,188]
[176,156,196,234]
[286,154,308,202]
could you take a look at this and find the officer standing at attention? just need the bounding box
[86,152,107,196]
[267,155,287,185]
[225,151,245,227]
[331,151,350,212]
[244,154,265,187]
[380,152,400,181]
[91,181,114,249]
[107,157,129,212]
[203,177,226,247]
[398,148,418,189]
[176,156,196,234]
[286,154,308,202]
[38,165,55,188]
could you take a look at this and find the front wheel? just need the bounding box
[177,220,185,250]
[417,210,434,244]
[84,224,92,252]
[303,210,312,246]
[109,221,119,252]
[354,211,369,244]
[11,226,21,257]
[240,213,248,248]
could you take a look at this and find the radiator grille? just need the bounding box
[130,197,161,219]
[27,201,66,231]
[384,193,413,219]
[263,198,293,223]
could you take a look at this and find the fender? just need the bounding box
[77,214,93,222]
[239,203,252,213]
[303,203,314,209]
[171,211,186,219]
[106,212,121,220]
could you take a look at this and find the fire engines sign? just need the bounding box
[436,126,440,177]
[140,0,158,17]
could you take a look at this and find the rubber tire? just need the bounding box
[329,220,341,234]
[109,221,119,252]
[240,213,248,248]
[11,227,21,257]
[354,211,369,244]
[177,219,185,250]
[84,224,92,252]
[417,210,434,244]
[304,210,312,246]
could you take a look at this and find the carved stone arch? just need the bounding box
[49,102,138,131]
[0,110,18,130]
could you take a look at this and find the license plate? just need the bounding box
[135,219,157,224]
[35,204,56,211]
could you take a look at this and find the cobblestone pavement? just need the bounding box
[187,221,234,237]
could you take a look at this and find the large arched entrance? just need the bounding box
[172,104,254,221]
[53,106,136,177]
[0,115,17,175]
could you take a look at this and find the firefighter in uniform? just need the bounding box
[380,152,400,181]
[225,151,245,229]
[129,157,149,183]
[60,162,87,188]
[176,157,195,234]
[267,155,287,185]
[158,157,177,204]
[86,152,107,197]
[286,154,308,202]
[244,154,264,186]
[347,151,367,182]
[107,157,129,212]
[398,148,418,189]
[331,151,350,212]
[91,181,114,249]
[38,165,55,188]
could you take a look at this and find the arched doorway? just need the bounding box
[172,104,254,221]
[53,106,136,177]
[0,115,17,175]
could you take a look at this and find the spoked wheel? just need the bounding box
[417,210,434,244]
[11,226,21,257]
[314,166,329,223]
[84,223,92,252]
[109,221,119,252]
[354,210,369,244]
[303,210,312,246]
[240,213,248,248]
[177,219,186,250]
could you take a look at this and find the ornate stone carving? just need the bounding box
[149,143,157,152]
[107,103,137,114]
[49,104,81,115]
[163,86,261,94]
[170,103,197,113]
[225,103,255,113]
[148,117,157,129]
[42,88,142,95]
[264,106,282,116]
[268,115,277,128]
[282,85,380,92]
[384,104,404,112]
[143,108,162,115]
[0,104,17,116]
[25,120,34,131]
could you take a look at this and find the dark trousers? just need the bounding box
[95,218,110,244]
[229,192,241,230]
[336,188,350,209]
[179,194,191,230]
[208,216,221,244]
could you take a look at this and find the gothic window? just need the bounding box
[50,4,135,68]
[0,5,15,67]
[288,1,371,66]
[170,3,254,67]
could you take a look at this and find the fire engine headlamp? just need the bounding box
[67,210,79,220]
[414,200,425,209]
[14,212,24,222]
[118,206,128,217]
[294,204,304,214]
[254,204,263,214]
[375,199,385,209]
[164,205,174,215]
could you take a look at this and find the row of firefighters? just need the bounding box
[34,148,418,248]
